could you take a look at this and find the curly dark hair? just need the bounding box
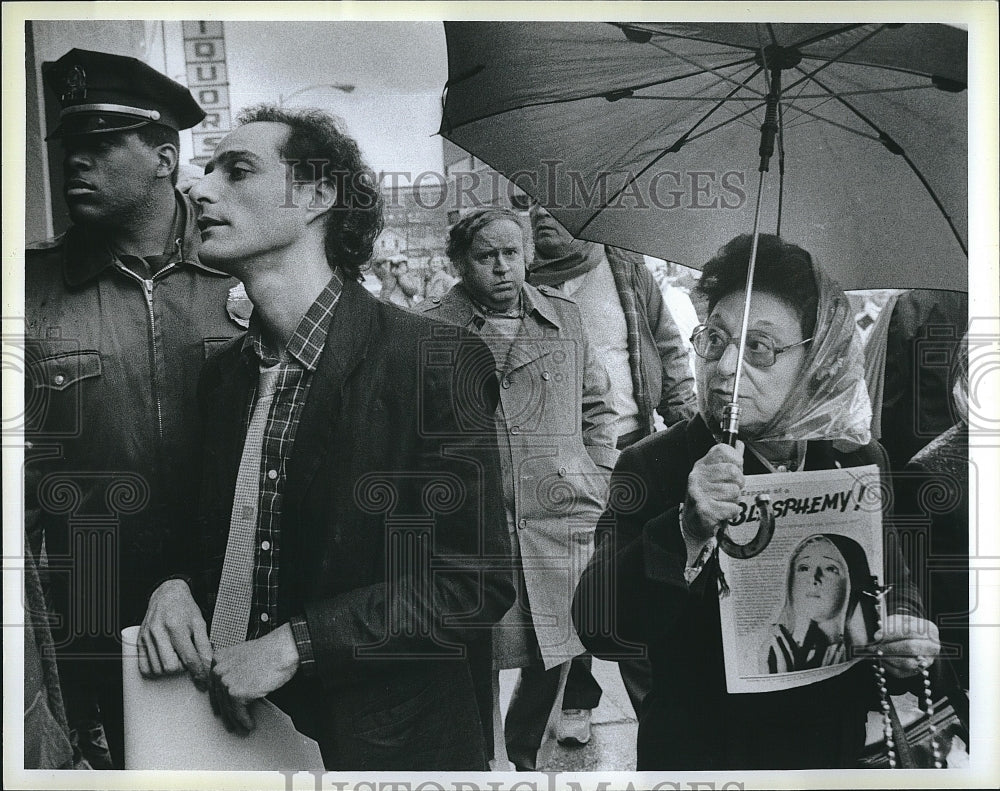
[446,207,529,274]
[697,233,819,339]
[235,104,383,279]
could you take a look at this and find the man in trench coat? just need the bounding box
[422,207,618,770]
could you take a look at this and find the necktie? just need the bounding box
[210,366,280,649]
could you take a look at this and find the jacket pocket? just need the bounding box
[353,683,439,743]
[30,350,101,391]
[203,337,235,361]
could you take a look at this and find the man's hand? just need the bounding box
[138,579,212,690]
[208,623,300,735]
[875,613,941,678]
[683,440,745,540]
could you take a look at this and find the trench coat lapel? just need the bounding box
[284,279,375,508]
[502,284,562,377]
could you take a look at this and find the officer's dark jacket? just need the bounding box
[24,192,243,634]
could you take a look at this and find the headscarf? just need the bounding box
[697,256,872,446]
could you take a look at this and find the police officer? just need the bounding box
[25,48,244,768]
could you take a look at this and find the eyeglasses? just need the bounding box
[690,324,812,369]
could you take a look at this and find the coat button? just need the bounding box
[541,371,550,380]
[558,466,567,477]
[518,519,527,530]
[510,426,520,435]
[53,374,65,385]
[432,296,441,303]
[501,377,511,389]
[259,612,269,622]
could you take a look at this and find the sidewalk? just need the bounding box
[499,658,638,772]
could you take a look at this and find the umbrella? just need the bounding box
[441,22,968,558]
[440,22,967,292]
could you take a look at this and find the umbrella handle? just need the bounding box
[717,402,776,558]
[719,493,776,559]
[722,402,741,448]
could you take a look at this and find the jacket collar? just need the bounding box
[62,190,229,287]
[438,281,562,331]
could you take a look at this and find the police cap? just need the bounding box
[42,48,205,140]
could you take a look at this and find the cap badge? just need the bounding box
[62,64,87,101]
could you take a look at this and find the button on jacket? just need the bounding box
[24,192,244,635]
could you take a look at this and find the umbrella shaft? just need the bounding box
[758,68,781,172]
[726,169,768,444]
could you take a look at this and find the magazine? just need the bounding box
[719,465,885,694]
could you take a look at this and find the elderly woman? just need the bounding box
[573,234,939,769]
[762,534,877,674]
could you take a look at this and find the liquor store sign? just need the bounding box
[183,21,232,165]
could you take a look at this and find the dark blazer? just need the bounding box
[195,279,515,770]
[573,414,924,770]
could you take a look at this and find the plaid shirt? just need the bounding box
[238,272,343,669]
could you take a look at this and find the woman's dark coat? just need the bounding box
[573,414,923,770]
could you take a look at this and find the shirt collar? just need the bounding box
[521,283,562,329]
[242,270,344,371]
[458,282,561,331]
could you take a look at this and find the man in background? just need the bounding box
[527,203,697,743]
[424,254,459,301]
[878,289,968,470]
[24,48,243,768]
[424,207,618,770]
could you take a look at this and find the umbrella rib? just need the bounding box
[781,65,886,138]
[578,68,765,236]
[766,22,780,47]
[646,39,767,99]
[590,55,759,98]
[782,87,937,135]
[439,57,758,135]
[614,22,763,53]
[784,23,868,50]
[781,102,883,141]
[801,58,968,85]
[807,71,968,256]
[621,21,870,57]
[682,99,767,145]
[783,24,894,95]
[781,85,942,100]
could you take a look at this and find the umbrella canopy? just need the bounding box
[441,22,967,291]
